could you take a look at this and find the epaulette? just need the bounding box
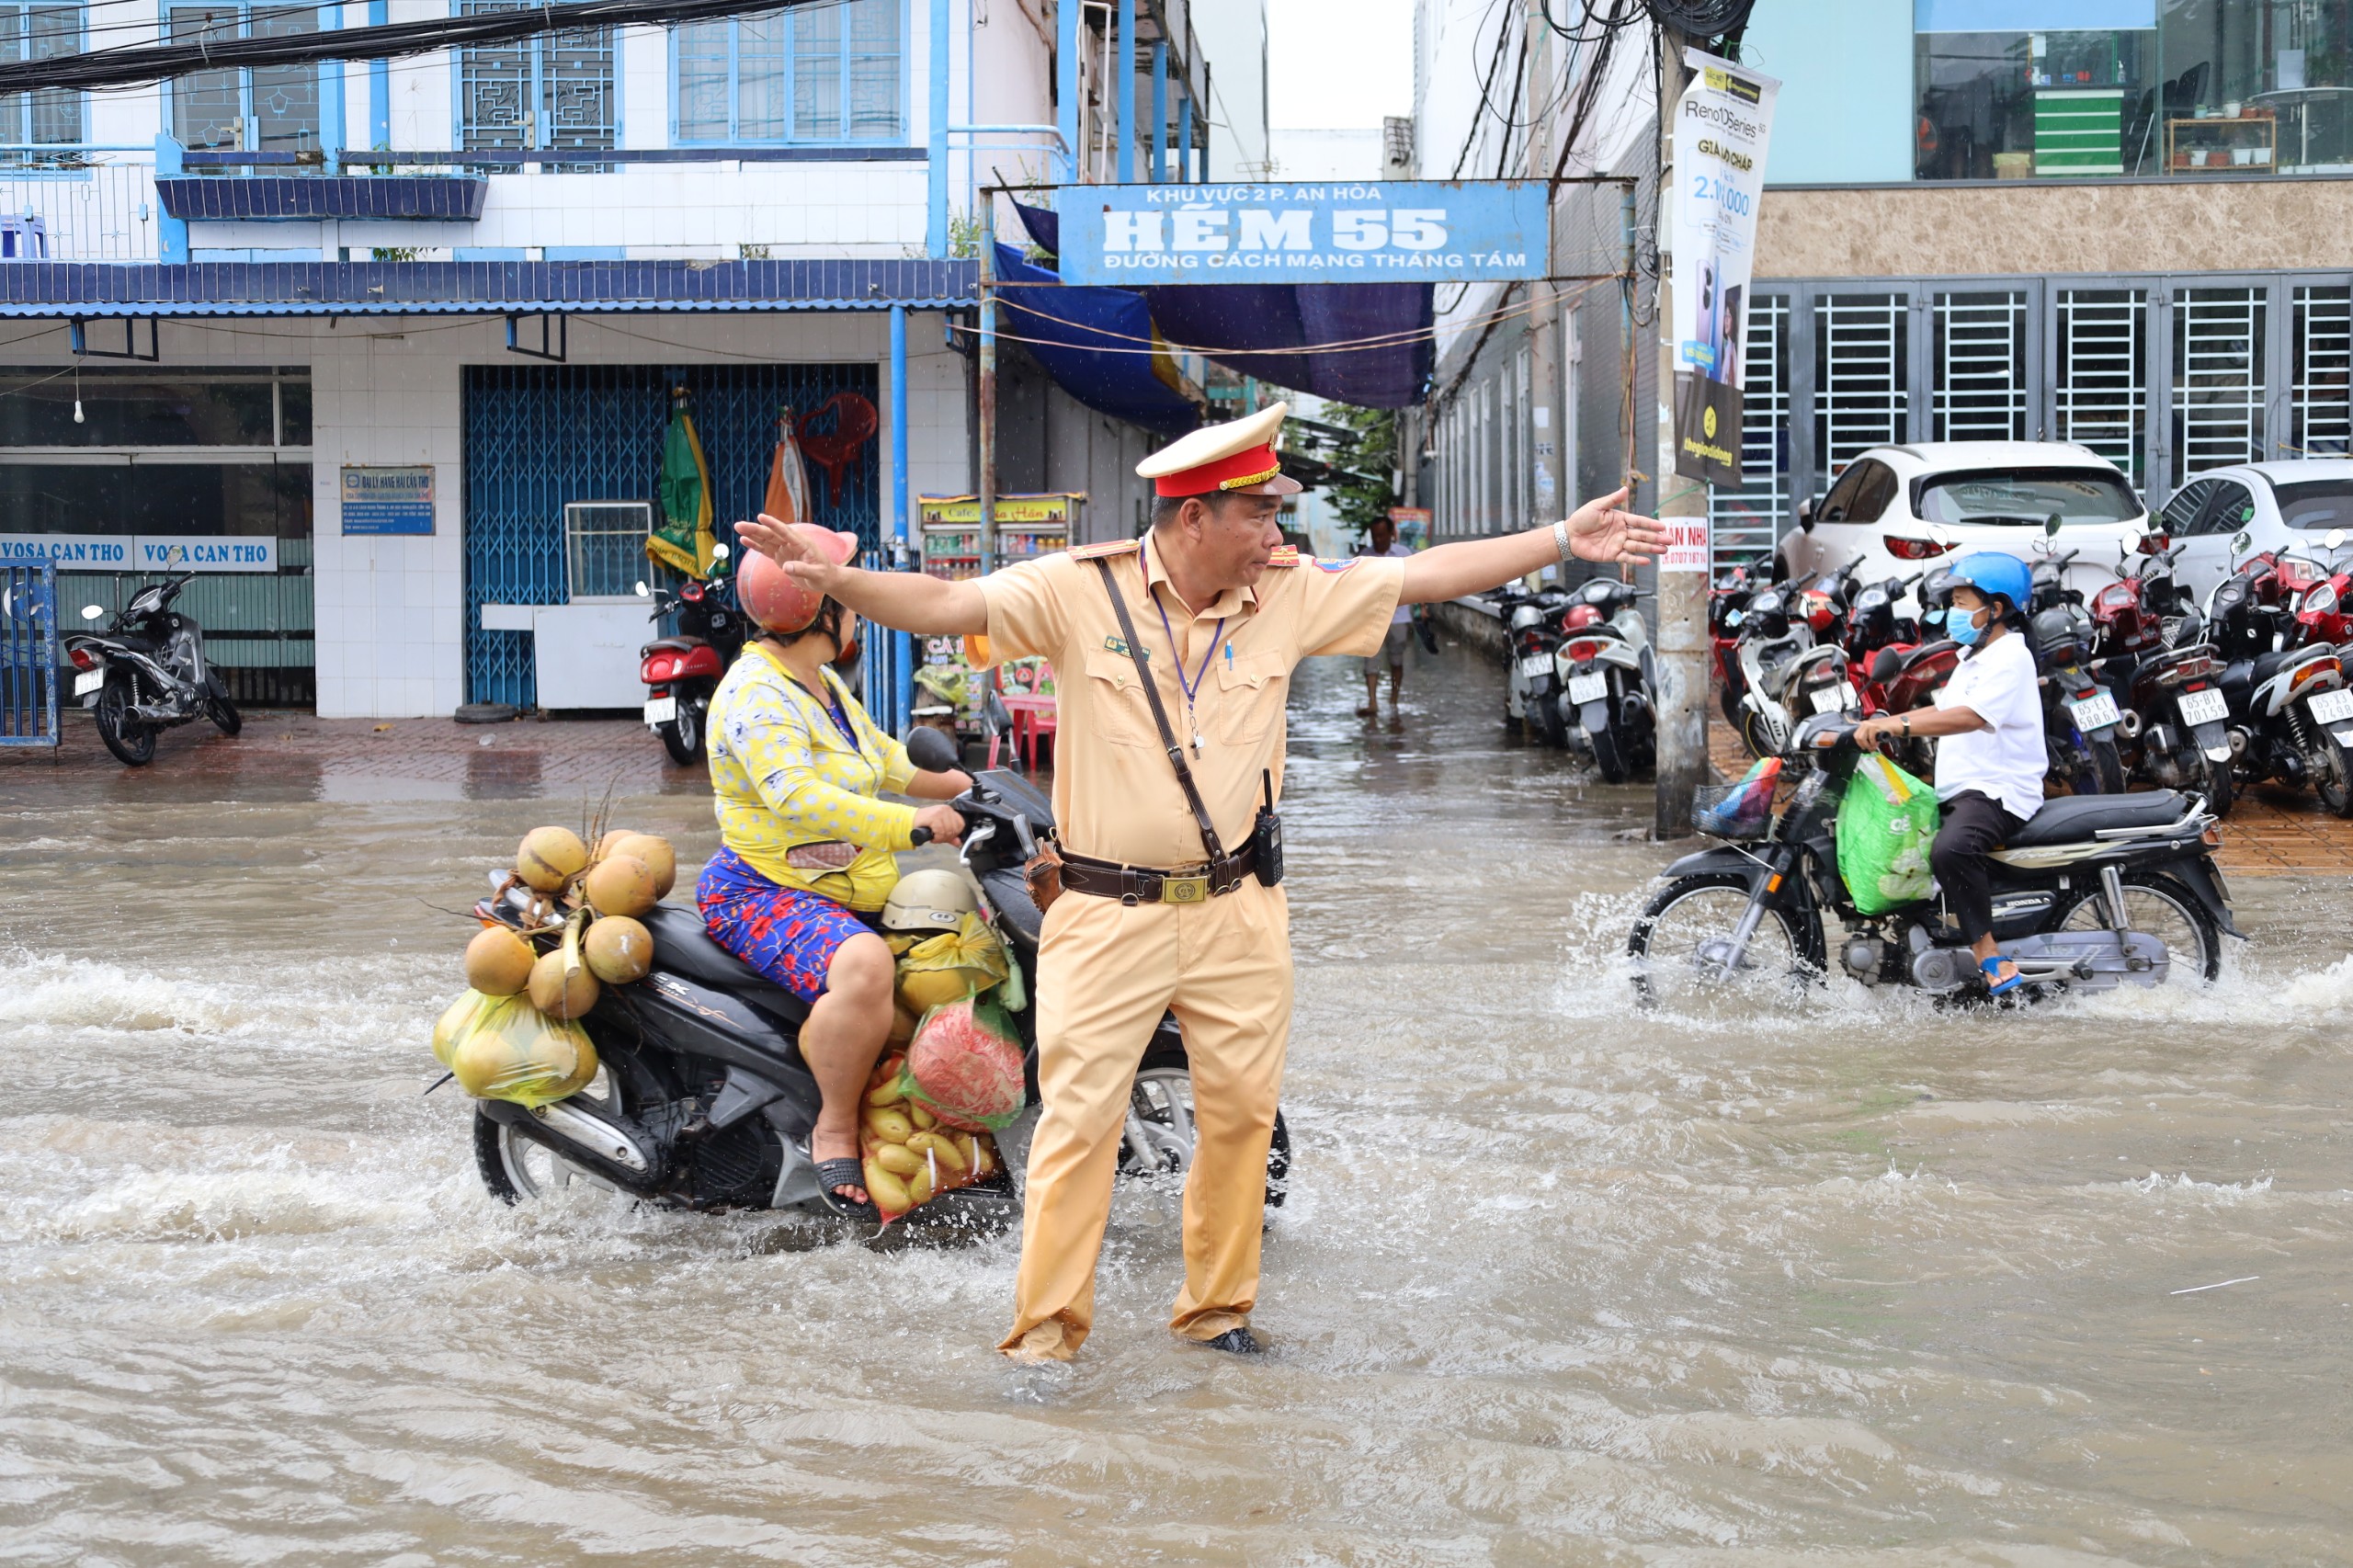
[1071,538,1142,561]
[1265,545,1302,568]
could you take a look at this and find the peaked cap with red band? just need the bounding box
[1136,400,1303,498]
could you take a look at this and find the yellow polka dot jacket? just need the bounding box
[707,642,918,911]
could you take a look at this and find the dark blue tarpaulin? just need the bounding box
[1140,283,1434,409]
[1011,191,1432,409]
[993,244,1200,436]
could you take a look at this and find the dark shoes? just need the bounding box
[1198,1326,1263,1355]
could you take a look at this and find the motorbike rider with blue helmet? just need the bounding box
[1854,551,2043,996]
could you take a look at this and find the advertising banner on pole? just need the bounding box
[1055,180,1552,287]
[1670,49,1779,490]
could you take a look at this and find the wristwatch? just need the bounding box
[1900,714,1912,737]
[1552,518,1572,562]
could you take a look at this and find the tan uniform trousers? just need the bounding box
[997,874,1290,1359]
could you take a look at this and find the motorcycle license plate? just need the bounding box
[72,668,103,698]
[2067,692,2121,732]
[2306,687,2353,724]
[1518,653,1553,679]
[642,696,676,726]
[1566,672,1608,705]
[2177,687,2228,727]
[1809,681,1857,716]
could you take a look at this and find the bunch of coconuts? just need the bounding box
[460,825,678,1019]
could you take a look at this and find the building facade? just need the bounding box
[0,0,1267,718]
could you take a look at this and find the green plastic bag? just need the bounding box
[1835,753,1940,915]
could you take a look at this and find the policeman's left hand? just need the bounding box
[1563,488,1670,566]
[733,513,850,592]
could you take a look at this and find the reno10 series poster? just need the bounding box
[1671,49,1779,492]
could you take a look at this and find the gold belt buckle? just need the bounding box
[1161,872,1210,903]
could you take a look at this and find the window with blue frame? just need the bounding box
[169,4,318,155]
[0,2,82,151]
[460,0,614,153]
[674,0,902,144]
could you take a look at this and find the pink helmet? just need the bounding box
[736,525,861,633]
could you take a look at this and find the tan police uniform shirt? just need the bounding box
[974,540,1406,869]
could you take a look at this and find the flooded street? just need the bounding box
[4,645,2350,1564]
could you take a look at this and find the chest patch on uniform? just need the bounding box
[1103,634,1149,660]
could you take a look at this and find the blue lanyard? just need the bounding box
[1142,537,1226,704]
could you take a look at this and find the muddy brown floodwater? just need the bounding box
[3,647,2351,1564]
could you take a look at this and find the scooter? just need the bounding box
[1496,585,1570,745]
[2095,536,2234,815]
[633,548,746,766]
[1552,576,1656,782]
[462,727,1288,1227]
[1732,570,1858,759]
[1629,713,2237,1007]
[2025,540,2126,795]
[61,572,241,767]
[2205,545,2353,814]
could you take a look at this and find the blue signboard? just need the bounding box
[1054,180,1552,287]
[341,465,438,535]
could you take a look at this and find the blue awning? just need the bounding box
[156,176,488,222]
[993,244,1201,436]
[0,258,978,315]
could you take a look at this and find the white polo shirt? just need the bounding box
[1934,629,2045,822]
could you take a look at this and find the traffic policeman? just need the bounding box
[736,402,1665,1361]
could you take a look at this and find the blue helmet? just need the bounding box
[1945,551,2032,619]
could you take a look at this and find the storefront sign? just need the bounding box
[1670,49,1781,495]
[0,533,276,572]
[1056,181,1551,286]
[341,465,437,535]
[917,493,1082,525]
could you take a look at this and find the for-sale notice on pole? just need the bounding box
[1669,48,1779,496]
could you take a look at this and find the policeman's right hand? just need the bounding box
[912,803,966,847]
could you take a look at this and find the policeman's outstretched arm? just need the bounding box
[1397,488,1667,604]
[733,514,989,634]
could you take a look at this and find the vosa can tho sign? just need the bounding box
[1055,181,1552,286]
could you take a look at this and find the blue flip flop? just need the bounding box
[1980,955,2025,996]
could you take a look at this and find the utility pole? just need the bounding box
[1523,0,1562,552]
[1652,25,1708,839]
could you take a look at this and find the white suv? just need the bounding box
[1778,441,2153,609]
[2155,459,2353,601]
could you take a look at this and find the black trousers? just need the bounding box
[1931,790,2026,946]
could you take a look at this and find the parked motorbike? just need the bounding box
[1732,564,1859,759]
[2092,535,2234,815]
[2014,541,2126,795]
[1629,713,2236,1008]
[1497,585,1571,745]
[633,550,746,766]
[464,727,1288,1226]
[62,573,241,767]
[1552,576,1656,781]
[1710,567,1760,726]
[2205,545,2353,814]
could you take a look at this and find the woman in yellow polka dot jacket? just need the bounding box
[700,596,972,1213]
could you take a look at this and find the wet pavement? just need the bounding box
[4,645,2351,1563]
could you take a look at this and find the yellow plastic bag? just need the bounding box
[437,989,598,1107]
[892,912,1010,1013]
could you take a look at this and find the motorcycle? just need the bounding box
[62,573,241,767]
[463,726,1288,1227]
[1496,585,1571,746]
[2092,536,2234,816]
[1629,713,2236,1008]
[2022,542,2126,795]
[1552,576,1656,782]
[1710,567,1759,726]
[634,550,747,766]
[2205,545,2353,814]
[1732,565,1859,760]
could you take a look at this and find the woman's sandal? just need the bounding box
[811,1155,879,1220]
[1980,955,2025,996]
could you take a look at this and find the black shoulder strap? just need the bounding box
[1092,556,1230,869]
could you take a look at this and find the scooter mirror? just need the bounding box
[633,581,651,597]
[711,542,731,562]
[2233,528,2253,559]
[903,724,962,774]
[2326,528,2347,551]
[1795,495,1817,532]
[2044,514,2063,538]
[80,604,103,620]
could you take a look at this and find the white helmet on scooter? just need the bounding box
[881,868,979,933]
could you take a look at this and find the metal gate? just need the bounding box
[1710,293,1790,574]
[463,362,881,709]
[0,553,60,747]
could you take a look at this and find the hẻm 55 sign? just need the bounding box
[1055,181,1552,287]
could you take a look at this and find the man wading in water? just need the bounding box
[738,403,1665,1362]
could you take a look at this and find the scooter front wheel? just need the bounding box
[1628,873,1825,1008]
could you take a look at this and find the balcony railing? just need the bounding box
[0,150,159,262]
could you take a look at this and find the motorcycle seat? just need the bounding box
[2002,790,2188,848]
[639,903,811,1024]
[2250,647,2300,684]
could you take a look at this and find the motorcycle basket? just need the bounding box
[1693,759,1781,840]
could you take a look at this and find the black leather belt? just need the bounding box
[1059,843,1257,905]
